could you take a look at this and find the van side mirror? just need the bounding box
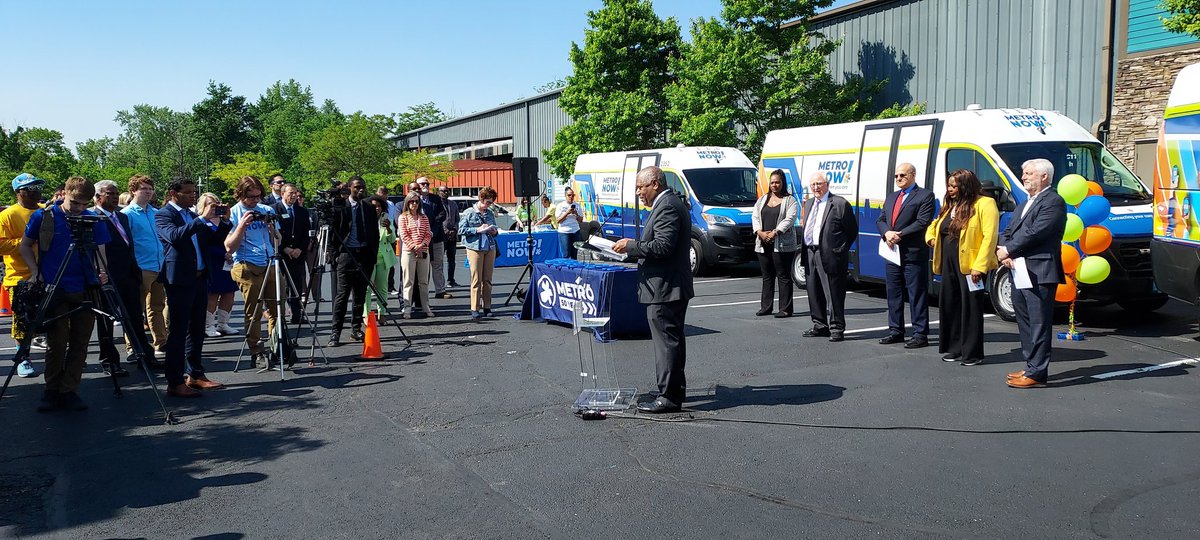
[981,182,1017,213]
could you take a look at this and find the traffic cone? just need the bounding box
[361,311,383,359]
[0,286,11,317]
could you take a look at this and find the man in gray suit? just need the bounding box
[997,158,1066,388]
[613,166,694,413]
[801,172,858,342]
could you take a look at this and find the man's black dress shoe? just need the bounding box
[351,328,365,342]
[959,358,983,366]
[904,336,929,349]
[878,334,905,345]
[803,327,831,338]
[828,332,844,342]
[755,308,772,316]
[102,362,130,377]
[636,398,681,414]
[773,311,791,318]
[328,335,342,347]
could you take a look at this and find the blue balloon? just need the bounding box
[1076,195,1111,227]
[1064,204,1076,214]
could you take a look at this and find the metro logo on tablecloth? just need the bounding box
[506,237,545,260]
[537,274,598,316]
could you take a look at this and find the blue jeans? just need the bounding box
[559,231,578,260]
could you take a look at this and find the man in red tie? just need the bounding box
[92,180,156,375]
[876,163,936,349]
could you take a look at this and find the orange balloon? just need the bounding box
[1056,277,1077,303]
[1061,243,1081,274]
[1086,181,1103,197]
[1079,226,1113,255]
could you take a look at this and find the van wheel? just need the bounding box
[988,267,1017,322]
[690,238,706,276]
[1117,296,1169,314]
[792,255,807,289]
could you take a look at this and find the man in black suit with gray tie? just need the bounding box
[272,183,312,325]
[997,158,1066,388]
[613,166,694,414]
[801,172,858,342]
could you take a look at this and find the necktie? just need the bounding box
[805,199,819,245]
[108,211,129,245]
[891,189,905,227]
[355,203,365,241]
[183,208,205,271]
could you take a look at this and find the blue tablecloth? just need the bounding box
[517,258,649,342]
[465,231,562,268]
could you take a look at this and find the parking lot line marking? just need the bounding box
[1090,358,1200,380]
[694,277,755,284]
[842,314,996,335]
[694,295,807,308]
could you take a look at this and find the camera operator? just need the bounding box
[18,176,111,412]
[156,178,232,398]
[224,176,281,362]
[328,176,378,346]
[271,183,311,325]
[2,173,46,380]
[92,180,155,376]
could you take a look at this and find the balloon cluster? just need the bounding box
[1055,174,1112,303]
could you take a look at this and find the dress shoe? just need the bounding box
[102,362,130,377]
[878,334,905,345]
[186,375,225,390]
[941,352,961,362]
[351,328,365,342]
[167,384,202,398]
[959,358,983,366]
[437,292,453,299]
[36,390,60,412]
[904,336,929,349]
[140,356,166,371]
[773,311,791,318]
[1006,375,1045,389]
[828,332,844,342]
[59,391,87,411]
[803,327,831,338]
[636,397,681,414]
[755,307,772,316]
[328,335,342,347]
[1006,370,1025,380]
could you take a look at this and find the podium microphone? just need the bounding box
[590,209,621,238]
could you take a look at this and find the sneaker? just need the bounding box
[482,308,492,317]
[59,391,88,411]
[16,360,36,378]
[448,281,461,288]
[437,292,453,299]
[31,337,48,350]
[36,390,59,413]
[470,310,482,319]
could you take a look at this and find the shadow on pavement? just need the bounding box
[685,383,846,411]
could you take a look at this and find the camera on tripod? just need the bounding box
[311,180,346,226]
[65,214,104,245]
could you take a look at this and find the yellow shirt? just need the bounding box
[0,204,38,287]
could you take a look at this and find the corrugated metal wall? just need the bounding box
[445,169,517,204]
[398,91,572,183]
[1127,0,1198,53]
[813,0,1107,130]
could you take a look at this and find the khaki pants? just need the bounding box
[466,248,496,311]
[139,270,167,351]
[401,251,431,314]
[231,262,277,353]
[44,291,95,394]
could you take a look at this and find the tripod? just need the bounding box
[1,227,173,423]
[504,196,537,306]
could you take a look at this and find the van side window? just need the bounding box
[946,149,1004,188]
[664,171,688,197]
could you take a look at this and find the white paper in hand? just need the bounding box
[878,239,900,266]
[1011,257,1033,289]
[966,275,986,292]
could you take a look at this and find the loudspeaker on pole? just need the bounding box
[513,157,540,197]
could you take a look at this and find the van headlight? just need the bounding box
[703,213,735,226]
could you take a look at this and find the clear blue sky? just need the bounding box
[1,0,856,148]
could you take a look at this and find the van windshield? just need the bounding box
[682,168,759,207]
[992,142,1151,206]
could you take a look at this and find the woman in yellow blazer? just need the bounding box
[925,169,999,366]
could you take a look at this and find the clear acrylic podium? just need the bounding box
[572,288,636,411]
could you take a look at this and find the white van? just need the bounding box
[760,106,1166,320]
[1151,62,1200,305]
[571,145,759,274]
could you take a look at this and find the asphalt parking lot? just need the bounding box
[2,264,1200,538]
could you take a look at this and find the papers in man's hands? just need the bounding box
[1011,256,1033,289]
[878,239,900,266]
[967,275,986,292]
[586,235,629,262]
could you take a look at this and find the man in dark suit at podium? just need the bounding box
[997,158,1066,388]
[876,162,936,349]
[613,166,694,414]
[272,183,312,325]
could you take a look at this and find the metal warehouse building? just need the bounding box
[397,0,1199,193]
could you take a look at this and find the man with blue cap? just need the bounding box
[0,173,46,378]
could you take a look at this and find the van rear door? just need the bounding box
[854,119,942,281]
[621,153,661,239]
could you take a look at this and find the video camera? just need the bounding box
[311,180,347,226]
[246,210,280,225]
[65,214,104,245]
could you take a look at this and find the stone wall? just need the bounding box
[1109,49,1200,164]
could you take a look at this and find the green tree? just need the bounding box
[74,137,138,182]
[251,80,344,176]
[534,79,567,94]
[544,0,682,180]
[667,0,923,161]
[389,148,455,190]
[15,127,75,186]
[1162,0,1200,37]
[112,105,206,189]
[299,113,397,180]
[192,81,254,164]
[208,152,276,198]
[386,102,450,137]
[0,126,32,171]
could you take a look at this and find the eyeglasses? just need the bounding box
[893,174,910,178]
[481,199,495,204]
[244,194,262,200]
